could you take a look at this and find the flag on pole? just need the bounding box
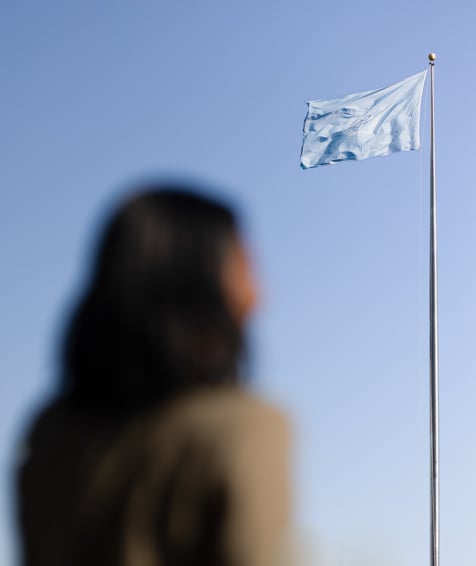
[300,70,427,169]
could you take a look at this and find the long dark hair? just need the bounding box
[61,186,244,414]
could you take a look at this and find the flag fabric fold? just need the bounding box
[300,70,427,169]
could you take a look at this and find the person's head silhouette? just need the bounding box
[61,186,257,413]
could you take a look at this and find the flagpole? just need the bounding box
[428,52,439,566]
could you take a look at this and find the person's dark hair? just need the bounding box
[61,186,244,414]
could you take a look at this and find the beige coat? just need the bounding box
[17,387,290,566]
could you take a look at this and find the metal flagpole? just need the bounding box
[428,52,439,566]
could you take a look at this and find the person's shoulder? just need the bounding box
[159,385,288,433]
[18,398,70,456]
[139,386,290,468]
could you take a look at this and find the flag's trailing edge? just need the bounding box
[300,70,427,169]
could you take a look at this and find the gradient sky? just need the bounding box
[2,1,476,564]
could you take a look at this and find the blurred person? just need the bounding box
[16,185,291,566]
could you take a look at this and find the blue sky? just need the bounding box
[2,1,476,564]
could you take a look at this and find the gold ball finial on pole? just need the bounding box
[429,53,437,62]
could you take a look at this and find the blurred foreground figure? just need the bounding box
[17,186,290,566]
